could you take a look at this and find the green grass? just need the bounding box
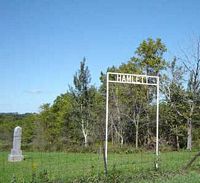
[0,150,199,182]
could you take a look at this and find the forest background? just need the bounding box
[1,38,200,153]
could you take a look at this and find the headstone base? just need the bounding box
[8,154,24,162]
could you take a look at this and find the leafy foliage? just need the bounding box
[0,38,200,152]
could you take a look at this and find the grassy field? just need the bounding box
[0,150,200,182]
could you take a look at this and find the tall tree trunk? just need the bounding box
[135,114,140,149]
[120,135,124,147]
[111,116,124,147]
[187,104,194,151]
[135,124,139,149]
[146,114,150,146]
[84,134,88,147]
[82,119,88,147]
[111,121,114,145]
[114,89,124,147]
[187,119,192,151]
[175,125,180,151]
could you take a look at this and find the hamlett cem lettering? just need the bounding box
[107,73,158,86]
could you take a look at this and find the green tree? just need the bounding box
[71,58,95,147]
[36,103,62,150]
[162,58,186,150]
[182,40,200,150]
[133,38,167,76]
[51,92,76,147]
[99,38,167,148]
[132,38,167,146]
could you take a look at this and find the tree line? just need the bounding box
[0,38,200,152]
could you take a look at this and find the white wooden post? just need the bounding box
[156,77,159,169]
[105,72,109,170]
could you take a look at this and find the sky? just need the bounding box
[0,0,200,113]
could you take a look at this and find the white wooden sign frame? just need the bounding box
[105,72,160,170]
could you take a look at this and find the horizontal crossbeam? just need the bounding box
[107,72,159,86]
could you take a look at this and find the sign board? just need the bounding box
[108,72,158,85]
